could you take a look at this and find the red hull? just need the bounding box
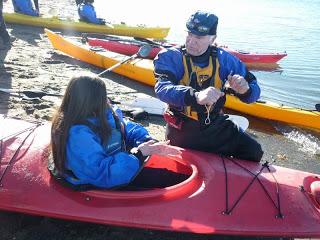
[88,38,160,59]
[87,38,287,64]
[0,116,319,237]
[222,47,287,63]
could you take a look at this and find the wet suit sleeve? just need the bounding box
[113,107,151,163]
[112,107,154,148]
[123,120,154,167]
[218,48,261,103]
[153,48,198,108]
[123,119,154,148]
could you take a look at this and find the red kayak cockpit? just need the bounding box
[84,155,201,201]
[303,176,320,208]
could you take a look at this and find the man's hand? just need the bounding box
[227,74,249,94]
[195,87,224,105]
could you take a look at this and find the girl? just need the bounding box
[50,74,188,190]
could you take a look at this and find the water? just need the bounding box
[96,0,320,111]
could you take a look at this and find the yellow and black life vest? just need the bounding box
[178,47,224,121]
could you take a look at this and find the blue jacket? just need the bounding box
[12,0,39,17]
[78,3,104,25]
[65,107,153,188]
[154,47,260,108]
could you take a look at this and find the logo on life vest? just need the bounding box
[198,74,210,83]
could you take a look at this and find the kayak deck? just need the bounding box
[0,116,320,237]
[3,12,170,39]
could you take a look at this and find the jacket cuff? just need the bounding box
[184,88,198,106]
[131,148,148,166]
[237,86,252,100]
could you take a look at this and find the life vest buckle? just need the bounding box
[163,110,183,130]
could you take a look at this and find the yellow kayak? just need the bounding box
[4,12,170,39]
[45,29,320,131]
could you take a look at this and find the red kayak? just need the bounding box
[1,116,320,238]
[221,47,287,63]
[86,36,287,64]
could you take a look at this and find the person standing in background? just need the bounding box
[76,0,106,25]
[12,0,39,16]
[0,0,13,50]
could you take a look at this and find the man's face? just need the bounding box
[185,32,215,56]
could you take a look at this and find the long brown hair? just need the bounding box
[51,75,111,173]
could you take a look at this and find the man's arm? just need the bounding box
[154,48,196,107]
[219,49,261,103]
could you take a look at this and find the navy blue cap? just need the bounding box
[186,11,218,36]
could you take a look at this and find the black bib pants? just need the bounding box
[166,115,263,162]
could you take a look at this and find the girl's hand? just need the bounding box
[137,140,182,156]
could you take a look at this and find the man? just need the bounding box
[12,0,39,16]
[153,10,263,162]
[0,0,11,50]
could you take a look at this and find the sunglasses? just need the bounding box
[187,21,210,34]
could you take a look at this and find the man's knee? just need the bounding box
[237,132,263,162]
[249,142,264,162]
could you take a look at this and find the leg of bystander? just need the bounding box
[0,0,12,50]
